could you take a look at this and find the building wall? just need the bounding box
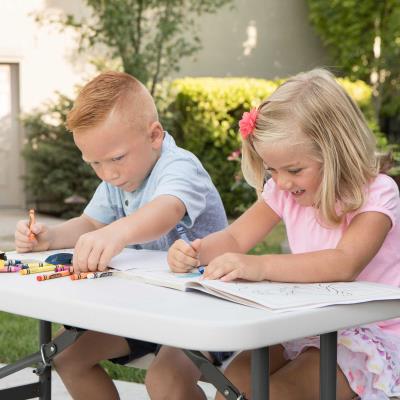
[178,0,328,79]
[0,0,327,208]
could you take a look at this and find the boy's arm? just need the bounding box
[47,214,105,249]
[73,195,186,272]
[15,214,103,253]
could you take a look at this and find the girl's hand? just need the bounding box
[202,253,265,282]
[167,238,201,273]
[14,220,51,253]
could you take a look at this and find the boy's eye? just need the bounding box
[112,155,125,162]
[288,169,301,174]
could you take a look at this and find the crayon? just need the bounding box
[5,259,22,266]
[0,266,22,273]
[28,209,35,241]
[17,262,52,269]
[54,265,73,273]
[70,272,90,280]
[87,271,114,279]
[20,266,58,275]
[0,260,4,268]
[36,270,72,281]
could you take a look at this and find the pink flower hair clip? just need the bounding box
[239,108,258,140]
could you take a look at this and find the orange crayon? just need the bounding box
[28,209,35,241]
[70,272,90,280]
[37,270,72,281]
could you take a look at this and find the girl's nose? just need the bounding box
[277,175,293,190]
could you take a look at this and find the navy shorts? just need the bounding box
[112,338,233,367]
[64,326,232,366]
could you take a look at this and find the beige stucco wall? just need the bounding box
[0,0,94,112]
[178,0,328,79]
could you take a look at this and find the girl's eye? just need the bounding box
[289,169,301,174]
[112,155,125,162]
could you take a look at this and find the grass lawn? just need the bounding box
[0,223,286,383]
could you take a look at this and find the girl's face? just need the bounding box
[256,142,322,207]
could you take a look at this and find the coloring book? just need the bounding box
[9,248,400,313]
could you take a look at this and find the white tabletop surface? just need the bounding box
[1,272,400,352]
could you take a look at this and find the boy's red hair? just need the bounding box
[67,71,142,132]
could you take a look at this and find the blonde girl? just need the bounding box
[165,68,400,400]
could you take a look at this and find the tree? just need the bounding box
[38,0,233,95]
[307,0,400,142]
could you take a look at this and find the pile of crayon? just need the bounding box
[0,254,73,281]
[0,252,114,281]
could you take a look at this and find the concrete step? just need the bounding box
[0,364,216,399]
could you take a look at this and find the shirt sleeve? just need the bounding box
[347,174,400,228]
[150,157,211,228]
[261,178,286,218]
[84,182,118,224]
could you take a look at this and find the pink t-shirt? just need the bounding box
[262,174,400,335]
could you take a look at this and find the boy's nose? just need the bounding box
[102,167,119,182]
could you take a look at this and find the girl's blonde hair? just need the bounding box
[242,68,381,225]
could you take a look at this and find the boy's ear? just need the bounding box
[149,121,164,147]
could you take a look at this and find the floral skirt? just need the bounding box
[282,324,400,400]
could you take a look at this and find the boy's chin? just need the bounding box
[119,182,140,192]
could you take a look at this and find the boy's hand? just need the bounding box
[202,253,265,282]
[167,238,201,273]
[14,220,51,253]
[72,224,126,273]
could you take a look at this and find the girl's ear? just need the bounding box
[149,121,164,148]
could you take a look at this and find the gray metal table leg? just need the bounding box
[251,347,269,400]
[39,320,52,400]
[320,331,337,400]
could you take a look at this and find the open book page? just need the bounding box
[198,280,400,312]
[118,269,202,291]
[108,249,168,271]
[119,268,400,313]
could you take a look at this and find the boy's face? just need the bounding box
[73,107,163,192]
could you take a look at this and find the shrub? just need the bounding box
[22,93,99,218]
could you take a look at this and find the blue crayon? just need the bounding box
[176,224,205,274]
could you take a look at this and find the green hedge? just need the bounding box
[22,78,378,218]
[22,94,99,218]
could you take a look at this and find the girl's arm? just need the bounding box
[204,200,281,262]
[168,200,281,271]
[204,211,392,282]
